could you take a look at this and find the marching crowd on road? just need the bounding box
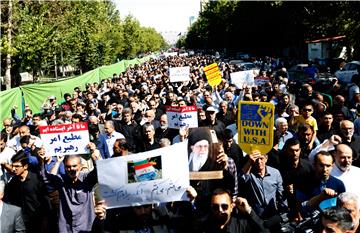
[1,54,360,233]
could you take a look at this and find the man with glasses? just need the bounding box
[194,188,269,233]
[292,103,318,150]
[4,150,50,233]
[1,118,16,141]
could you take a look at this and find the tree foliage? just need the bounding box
[0,0,167,87]
[184,1,360,59]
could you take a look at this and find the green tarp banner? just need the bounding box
[0,56,152,127]
[0,88,23,128]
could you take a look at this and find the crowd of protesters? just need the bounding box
[1,53,360,233]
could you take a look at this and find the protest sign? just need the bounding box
[203,63,222,87]
[166,106,198,129]
[237,101,275,155]
[254,76,271,86]
[169,66,190,82]
[39,122,90,156]
[97,142,190,209]
[230,70,255,88]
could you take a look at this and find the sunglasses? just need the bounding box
[303,109,312,112]
[211,203,229,211]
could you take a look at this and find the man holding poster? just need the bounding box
[237,101,288,230]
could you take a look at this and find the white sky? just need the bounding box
[114,0,200,33]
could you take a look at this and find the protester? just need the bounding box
[3,53,360,233]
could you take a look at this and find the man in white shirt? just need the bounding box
[6,125,42,152]
[331,144,360,197]
[0,134,15,182]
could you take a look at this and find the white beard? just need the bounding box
[189,151,208,172]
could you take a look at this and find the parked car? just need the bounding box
[335,61,360,84]
[288,64,315,84]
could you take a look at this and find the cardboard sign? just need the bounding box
[166,106,198,129]
[169,66,190,82]
[39,122,90,156]
[237,101,275,155]
[230,70,255,88]
[203,63,222,87]
[97,142,190,209]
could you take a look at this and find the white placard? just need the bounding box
[39,122,90,156]
[166,106,198,129]
[230,70,255,88]
[97,142,190,209]
[169,66,190,82]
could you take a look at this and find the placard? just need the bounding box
[97,142,190,209]
[230,70,255,88]
[39,122,90,156]
[166,106,198,129]
[169,66,190,82]
[254,76,271,86]
[203,63,222,87]
[238,101,275,155]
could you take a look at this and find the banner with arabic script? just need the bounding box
[39,122,90,156]
[166,106,198,129]
[97,142,190,209]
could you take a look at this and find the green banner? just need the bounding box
[0,87,23,128]
[1,55,153,123]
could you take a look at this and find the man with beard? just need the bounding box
[296,151,345,217]
[193,189,269,233]
[188,127,238,215]
[331,144,360,197]
[155,114,177,142]
[337,192,360,233]
[338,120,360,167]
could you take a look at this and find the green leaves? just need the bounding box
[1,0,166,82]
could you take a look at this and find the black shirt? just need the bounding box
[4,170,50,231]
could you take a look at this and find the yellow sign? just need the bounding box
[237,101,275,155]
[204,63,222,87]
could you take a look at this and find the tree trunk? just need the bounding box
[5,0,13,90]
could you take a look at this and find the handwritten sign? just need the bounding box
[230,70,255,88]
[166,106,198,129]
[97,142,190,209]
[238,101,275,155]
[39,122,90,156]
[169,66,190,82]
[203,63,222,87]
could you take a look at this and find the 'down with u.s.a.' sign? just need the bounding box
[238,101,275,155]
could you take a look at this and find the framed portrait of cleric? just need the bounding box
[188,127,223,180]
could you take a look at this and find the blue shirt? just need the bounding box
[239,165,287,219]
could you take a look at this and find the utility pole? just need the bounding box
[5,0,13,89]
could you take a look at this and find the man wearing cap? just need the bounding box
[200,106,225,139]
